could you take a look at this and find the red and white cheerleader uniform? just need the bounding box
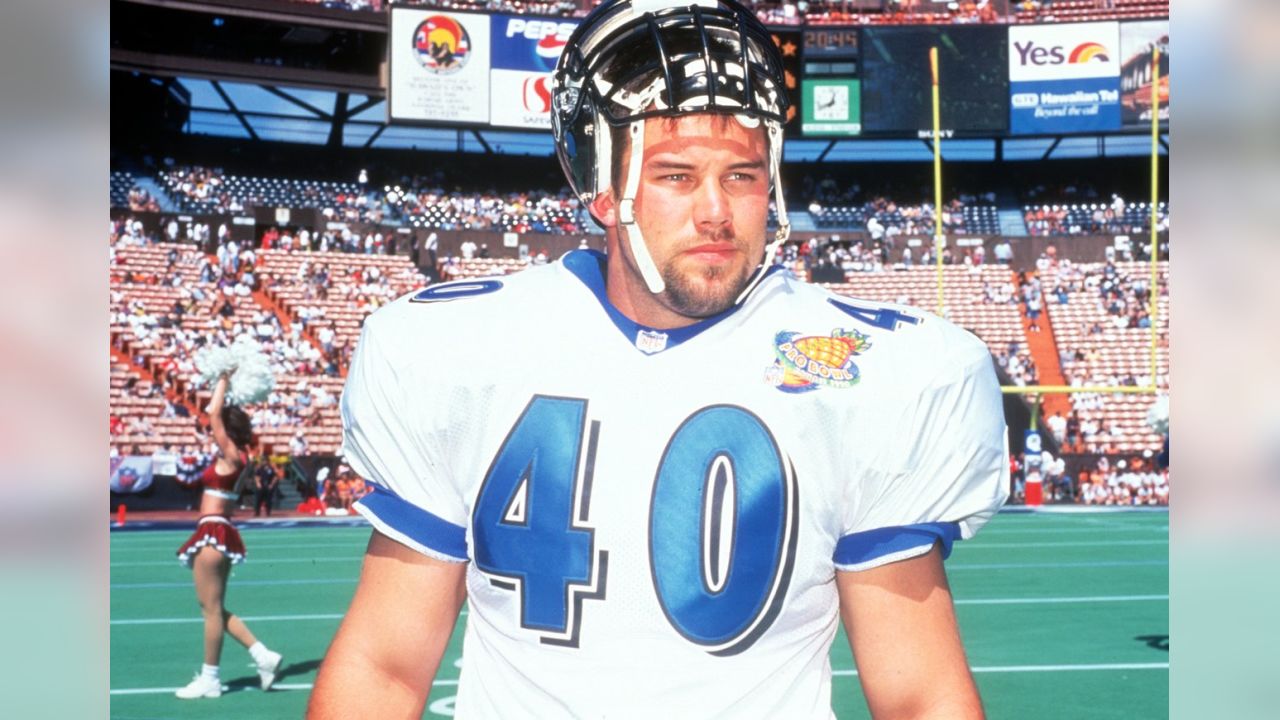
[176,462,246,567]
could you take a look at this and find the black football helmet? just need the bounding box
[551,0,791,296]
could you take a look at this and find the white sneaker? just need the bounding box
[255,650,283,691]
[175,673,223,699]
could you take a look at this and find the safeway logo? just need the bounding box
[522,76,553,113]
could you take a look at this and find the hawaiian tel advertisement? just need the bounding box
[1008,22,1121,135]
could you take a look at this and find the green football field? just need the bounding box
[110,510,1169,719]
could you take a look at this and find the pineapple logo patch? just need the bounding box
[765,328,871,394]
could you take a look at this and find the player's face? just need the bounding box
[613,114,770,322]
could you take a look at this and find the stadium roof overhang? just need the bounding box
[111,0,1169,160]
[116,73,1166,161]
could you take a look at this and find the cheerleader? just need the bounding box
[174,372,283,698]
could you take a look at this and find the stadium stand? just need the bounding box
[110,159,1167,505]
[109,359,204,455]
[1044,259,1169,454]
[108,222,428,456]
[438,256,536,280]
[1078,453,1168,505]
[811,198,999,235]
[822,264,1030,362]
[258,248,429,363]
[388,187,589,233]
[386,0,578,16]
[111,171,135,208]
[290,0,1169,24]
[157,166,384,222]
[148,166,593,235]
[1011,0,1171,24]
[1024,200,1169,237]
[754,0,1166,25]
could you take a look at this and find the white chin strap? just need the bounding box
[735,119,790,305]
[616,116,791,302]
[617,119,666,294]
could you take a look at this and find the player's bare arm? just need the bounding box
[838,544,984,720]
[308,531,466,720]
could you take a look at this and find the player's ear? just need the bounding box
[590,190,618,229]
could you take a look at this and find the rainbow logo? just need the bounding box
[1068,42,1110,64]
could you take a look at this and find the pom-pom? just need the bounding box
[1146,394,1169,436]
[194,335,276,405]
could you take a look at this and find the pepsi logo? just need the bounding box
[537,34,567,62]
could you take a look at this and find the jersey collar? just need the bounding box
[562,249,783,355]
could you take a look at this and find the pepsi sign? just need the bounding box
[491,15,578,72]
[489,15,578,129]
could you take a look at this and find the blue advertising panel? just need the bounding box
[1010,76,1121,134]
[490,15,577,72]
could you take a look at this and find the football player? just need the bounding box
[310,0,1008,717]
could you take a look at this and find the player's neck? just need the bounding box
[603,253,701,331]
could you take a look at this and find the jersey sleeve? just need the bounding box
[835,335,1010,572]
[341,312,469,563]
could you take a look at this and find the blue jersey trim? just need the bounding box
[356,485,469,560]
[561,249,782,354]
[833,521,962,566]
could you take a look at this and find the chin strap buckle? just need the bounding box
[618,198,636,225]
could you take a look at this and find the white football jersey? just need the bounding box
[342,250,1009,719]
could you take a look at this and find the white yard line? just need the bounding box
[112,595,1164,627]
[111,556,364,567]
[111,663,1168,695]
[959,539,1167,548]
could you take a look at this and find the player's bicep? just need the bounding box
[316,531,466,714]
[837,545,983,719]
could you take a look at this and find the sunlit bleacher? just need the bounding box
[258,249,429,360]
[110,361,202,455]
[822,265,1028,360]
[1045,259,1169,454]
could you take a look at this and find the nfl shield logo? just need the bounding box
[635,329,668,354]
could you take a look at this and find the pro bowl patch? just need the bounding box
[765,329,871,394]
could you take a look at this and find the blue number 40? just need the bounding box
[472,396,798,655]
